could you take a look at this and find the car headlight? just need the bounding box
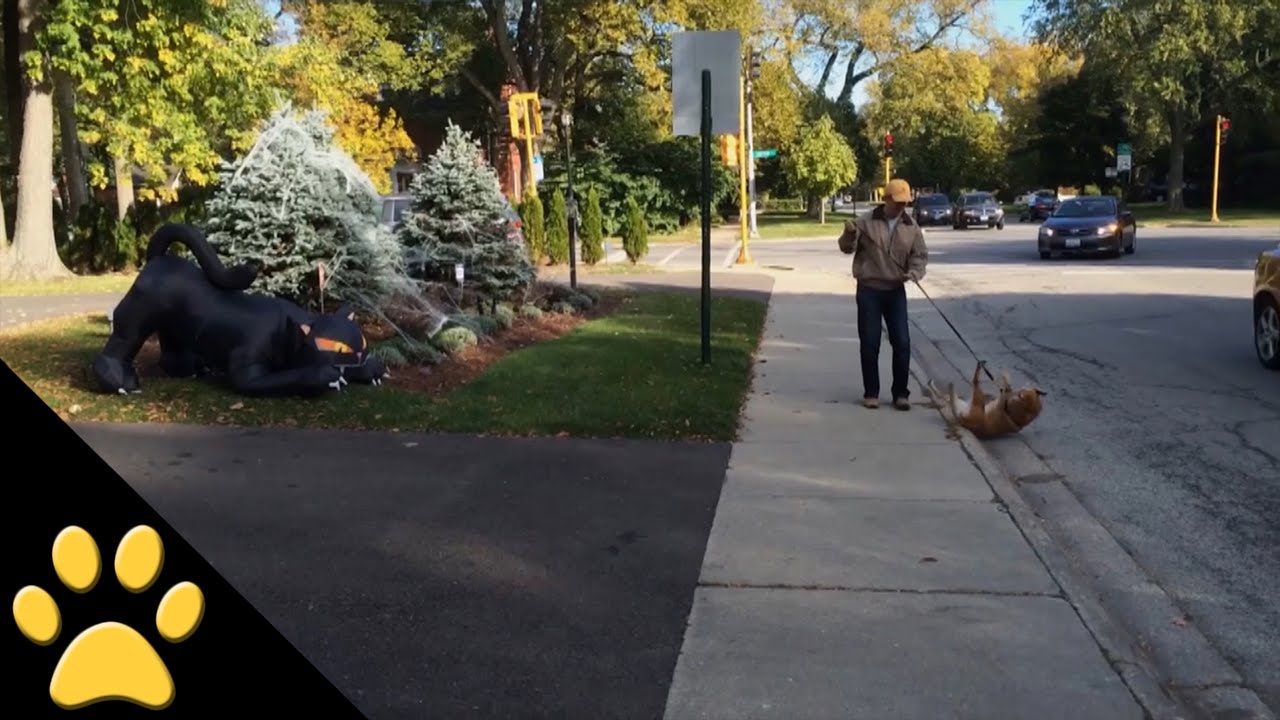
[1041,228,1054,237]
[1096,224,1118,235]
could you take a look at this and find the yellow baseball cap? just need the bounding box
[885,178,912,203]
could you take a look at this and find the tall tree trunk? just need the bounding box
[3,0,70,281]
[3,0,24,166]
[53,68,87,219]
[113,155,134,221]
[7,64,69,279]
[1166,105,1186,213]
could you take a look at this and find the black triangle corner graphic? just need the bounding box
[2,359,367,718]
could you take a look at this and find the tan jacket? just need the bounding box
[837,205,928,290]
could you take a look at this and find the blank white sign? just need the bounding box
[671,31,741,137]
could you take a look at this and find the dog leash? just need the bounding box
[909,278,996,382]
[855,213,997,383]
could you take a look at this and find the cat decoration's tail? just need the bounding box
[145,223,258,291]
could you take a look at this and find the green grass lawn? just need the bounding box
[1126,203,1280,227]
[652,212,848,243]
[1,291,768,441]
[0,271,137,297]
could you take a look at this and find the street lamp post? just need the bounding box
[561,108,578,289]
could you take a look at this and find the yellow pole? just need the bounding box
[1210,114,1221,223]
[525,134,538,199]
[884,157,890,188]
[737,74,751,264]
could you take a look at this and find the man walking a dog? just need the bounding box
[837,178,929,410]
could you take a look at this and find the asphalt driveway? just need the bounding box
[72,422,732,720]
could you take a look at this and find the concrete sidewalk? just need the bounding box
[662,271,1145,719]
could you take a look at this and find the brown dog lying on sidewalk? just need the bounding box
[926,361,1047,439]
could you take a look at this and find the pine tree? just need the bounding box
[520,195,545,265]
[203,104,410,312]
[398,120,535,305]
[621,196,648,263]
[545,188,569,265]
[580,186,604,265]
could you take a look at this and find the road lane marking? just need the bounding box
[659,247,687,266]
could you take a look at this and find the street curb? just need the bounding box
[906,314,1277,720]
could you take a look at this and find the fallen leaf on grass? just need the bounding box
[68,404,82,414]
[556,431,570,438]
[229,401,245,410]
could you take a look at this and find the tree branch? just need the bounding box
[480,0,528,89]
[458,65,501,110]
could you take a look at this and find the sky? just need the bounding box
[258,0,1036,107]
[811,0,1037,109]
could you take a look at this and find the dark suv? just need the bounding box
[952,192,1005,230]
[912,193,953,226]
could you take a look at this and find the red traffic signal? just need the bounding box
[1219,117,1231,140]
[884,133,894,156]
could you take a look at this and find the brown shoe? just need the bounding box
[862,397,880,409]
[893,397,911,411]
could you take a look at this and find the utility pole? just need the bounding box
[745,49,760,239]
[562,107,578,289]
[736,72,751,264]
[1211,115,1229,223]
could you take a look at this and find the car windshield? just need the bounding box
[1053,198,1114,217]
[919,195,948,207]
[963,195,993,206]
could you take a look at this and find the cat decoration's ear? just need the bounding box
[333,303,356,322]
[299,323,311,336]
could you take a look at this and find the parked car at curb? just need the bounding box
[1037,196,1136,259]
[1254,242,1280,370]
[380,194,412,233]
[952,192,1005,230]
[912,193,953,226]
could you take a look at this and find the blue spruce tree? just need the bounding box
[203,105,415,317]
[398,121,536,308]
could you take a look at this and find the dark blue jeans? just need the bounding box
[856,283,911,400]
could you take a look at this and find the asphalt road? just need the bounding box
[742,221,1280,710]
[71,422,732,720]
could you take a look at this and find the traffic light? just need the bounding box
[884,133,894,157]
[1219,116,1231,142]
[720,134,739,166]
[749,51,762,80]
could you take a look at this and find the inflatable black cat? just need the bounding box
[92,223,386,397]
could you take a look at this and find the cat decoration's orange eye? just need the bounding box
[314,337,354,354]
